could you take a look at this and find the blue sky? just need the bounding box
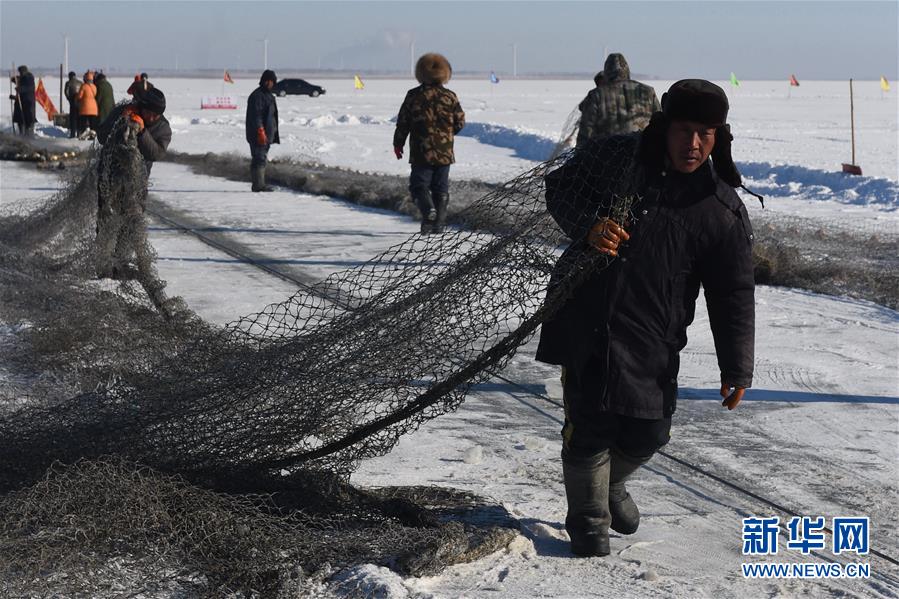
[1,1,896,79]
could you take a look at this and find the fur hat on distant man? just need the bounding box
[415,53,452,85]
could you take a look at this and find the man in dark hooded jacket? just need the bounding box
[393,52,465,234]
[575,53,660,148]
[9,65,36,136]
[245,69,280,192]
[64,71,82,138]
[537,80,755,558]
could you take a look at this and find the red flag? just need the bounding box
[224,70,234,84]
[34,78,58,121]
[789,74,800,87]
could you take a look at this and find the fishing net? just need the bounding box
[0,126,638,596]
[1,115,895,595]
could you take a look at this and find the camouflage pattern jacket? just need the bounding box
[576,54,660,148]
[393,84,465,166]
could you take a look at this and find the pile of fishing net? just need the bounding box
[1,119,894,595]
[0,123,641,596]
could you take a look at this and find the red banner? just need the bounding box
[789,74,800,87]
[34,78,58,121]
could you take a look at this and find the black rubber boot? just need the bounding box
[252,166,274,192]
[563,450,611,557]
[608,448,652,535]
[251,165,262,192]
[412,189,437,234]
[433,191,449,233]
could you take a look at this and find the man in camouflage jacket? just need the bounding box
[575,53,660,148]
[393,53,465,234]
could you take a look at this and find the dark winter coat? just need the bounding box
[95,76,116,124]
[245,85,280,146]
[97,103,172,174]
[535,133,755,419]
[11,71,36,127]
[64,77,82,111]
[576,54,660,148]
[127,78,154,98]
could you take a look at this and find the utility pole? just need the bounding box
[410,40,415,78]
[63,35,69,76]
[512,43,518,78]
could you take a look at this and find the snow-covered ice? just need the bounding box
[2,75,898,598]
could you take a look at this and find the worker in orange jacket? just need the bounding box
[76,71,99,134]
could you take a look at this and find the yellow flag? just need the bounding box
[881,76,890,92]
[354,75,364,90]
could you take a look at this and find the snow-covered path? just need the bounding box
[2,158,897,598]
[144,163,899,598]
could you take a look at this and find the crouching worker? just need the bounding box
[393,53,465,234]
[95,88,176,315]
[536,80,756,557]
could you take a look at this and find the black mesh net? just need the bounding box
[1,118,895,595]
[0,124,639,596]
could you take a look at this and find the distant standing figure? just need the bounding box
[245,69,280,192]
[393,52,465,234]
[127,72,154,99]
[76,71,99,134]
[64,71,82,138]
[9,65,36,136]
[95,73,115,125]
[575,53,660,148]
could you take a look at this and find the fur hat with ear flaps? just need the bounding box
[415,53,452,85]
[638,79,743,188]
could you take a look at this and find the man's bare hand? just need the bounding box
[720,383,746,410]
[587,218,630,256]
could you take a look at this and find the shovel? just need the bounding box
[841,78,863,175]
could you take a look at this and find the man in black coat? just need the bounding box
[9,65,36,136]
[536,80,755,557]
[64,71,82,138]
[245,69,280,192]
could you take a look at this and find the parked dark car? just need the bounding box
[273,79,326,98]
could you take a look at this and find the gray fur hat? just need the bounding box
[415,53,452,85]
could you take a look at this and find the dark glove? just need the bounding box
[393,146,403,160]
[257,127,268,146]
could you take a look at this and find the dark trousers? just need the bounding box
[250,144,270,169]
[68,105,80,137]
[561,367,671,461]
[409,164,449,219]
[409,163,450,195]
[81,115,98,132]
